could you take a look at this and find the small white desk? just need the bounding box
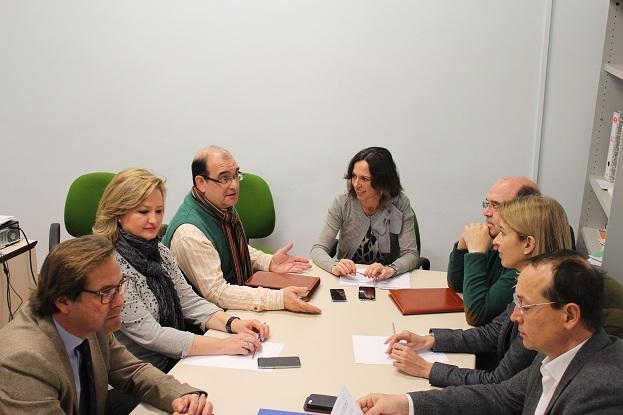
[132,267,474,414]
[0,239,37,329]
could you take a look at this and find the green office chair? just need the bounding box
[235,172,275,253]
[49,172,116,250]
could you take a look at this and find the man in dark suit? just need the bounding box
[0,235,213,414]
[358,250,623,414]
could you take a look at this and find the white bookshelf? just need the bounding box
[578,0,623,284]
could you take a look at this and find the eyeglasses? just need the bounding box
[481,199,501,210]
[204,172,244,186]
[82,278,128,304]
[512,293,558,315]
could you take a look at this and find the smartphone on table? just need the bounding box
[330,288,347,302]
[257,356,301,369]
[303,394,337,413]
[358,286,376,300]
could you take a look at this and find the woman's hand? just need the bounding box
[363,263,395,280]
[219,332,262,355]
[331,259,356,276]
[231,318,270,341]
[384,330,434,353]
[389,342,433,379]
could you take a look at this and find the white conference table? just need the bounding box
[132,266,474,414]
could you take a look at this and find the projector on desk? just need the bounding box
[0,216,21,249]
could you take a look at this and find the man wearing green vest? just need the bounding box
[163,146,321,314]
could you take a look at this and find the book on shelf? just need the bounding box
[605,110,623,183]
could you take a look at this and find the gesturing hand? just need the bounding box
[269,243,312,273]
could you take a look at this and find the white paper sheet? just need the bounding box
[330,386,363,415]
[352,335,449,365]
[180,342,283,371]
[339,268,411,289]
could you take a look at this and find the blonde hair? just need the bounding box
[498,196,572,257]
[92,168,166,242]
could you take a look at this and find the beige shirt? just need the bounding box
[170,223,284,311]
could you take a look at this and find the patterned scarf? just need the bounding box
[191,186,253,285]
[115,229,185,331]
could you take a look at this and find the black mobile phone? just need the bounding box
[330,288,347,302]
[257,356,301,369]
[303,394,337,413]
[358,286,376,300]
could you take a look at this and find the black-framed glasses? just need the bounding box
[82,278,128,304]
[512,293,558,315]
[204,172,244,186]
[481,199,501,210]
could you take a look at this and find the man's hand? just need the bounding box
[283,286,321,314]
[357,393,409,415]
[461,223,493,253]
[389,343,433,379]
[384,330,435,353]
[172,392,213,415]
[331,258,356,276]
[269,243,312,273]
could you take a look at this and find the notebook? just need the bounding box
[245,271,320,301]
[388,288,464,315]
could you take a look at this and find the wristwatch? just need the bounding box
[225,316,240,334]
[387,264,398,274]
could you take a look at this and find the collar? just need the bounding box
[53,316,84,354]
[540,336,591,383]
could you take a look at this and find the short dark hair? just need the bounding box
[191,156,209,186]
[344,147,403,206]
[516,185,541,197]
[30,235,115,317]
[528,249,604,332]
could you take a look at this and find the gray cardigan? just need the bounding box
[114,243,221,371]
[310,192,419,274]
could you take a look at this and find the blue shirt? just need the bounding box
[53,318,84,405]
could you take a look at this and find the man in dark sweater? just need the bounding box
[447,177,540,326]
[359,251,623,415]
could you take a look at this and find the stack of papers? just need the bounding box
[181,342,283,371]
[339,270,411,289]
[351,335,449,365]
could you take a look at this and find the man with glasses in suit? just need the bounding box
[358,250,623,414]
[0,235,213,414]
[447,176,540,326]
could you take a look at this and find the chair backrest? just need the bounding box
[412,207,422,253]
[64,172,115,237]
[235,172,275,239]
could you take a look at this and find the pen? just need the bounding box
[252,321,267,359]
[392,322,396,336]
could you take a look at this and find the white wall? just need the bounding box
[538,0,609,233]
[0,1,607,270]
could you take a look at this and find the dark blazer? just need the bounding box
[409,328,623,414]
[429,303,537,386]
[0,306,199,414]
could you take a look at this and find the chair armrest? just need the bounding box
[417,257,430,270]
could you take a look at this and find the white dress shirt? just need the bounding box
[533,337,589,415]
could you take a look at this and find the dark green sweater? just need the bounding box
[447,244,517,326]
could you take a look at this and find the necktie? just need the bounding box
[76,339,97,415]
